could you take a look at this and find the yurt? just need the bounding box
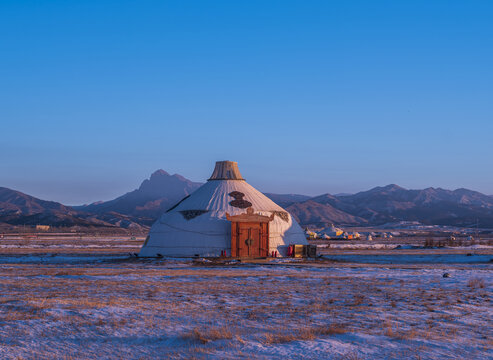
[304,229,317,240]
[139,161,308,257]
[319,225,344,238]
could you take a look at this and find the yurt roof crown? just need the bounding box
[208,161,245,181]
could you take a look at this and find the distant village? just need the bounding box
[304,223,484,244]
[304,225,398,241]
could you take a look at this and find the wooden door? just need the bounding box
[233,222,269,258]
[228,208,272,258]
[238,222,260,257]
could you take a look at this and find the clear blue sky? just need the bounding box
[1,0,492,204]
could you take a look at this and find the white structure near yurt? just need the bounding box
[305,229,317,240]
[319,225,344,238]
[139,161,308,258]
[350,232,361,239]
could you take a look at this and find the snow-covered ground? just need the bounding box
[322,253,493,264]
[0,257,491,359]
[0,236,144,254]
[318,243,493,250]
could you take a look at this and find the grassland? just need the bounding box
[0,235,491,359]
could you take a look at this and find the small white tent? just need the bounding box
[139,161,308,257]
[319,225,344,238]
[305,229,317,239]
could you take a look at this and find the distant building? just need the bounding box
[36,225,50,231]
[318,225,344,238]
[304,229,317,239]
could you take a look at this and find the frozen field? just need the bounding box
[0,252,491,359]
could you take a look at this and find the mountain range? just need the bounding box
[1,170,493,230]
[75,170,202,225]
[286,185,493,228]
[0,186,148,230]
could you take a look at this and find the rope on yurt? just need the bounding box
[152,221,302,238]
[154,221,228,236]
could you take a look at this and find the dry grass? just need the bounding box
[183,326,234,343]
[0,251,490,359]
[261,323,348,344]
[314,323,349,336]
[467,277,486,289]
[352,294,365,306]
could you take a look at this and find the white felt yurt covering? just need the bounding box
[139,161,308,257]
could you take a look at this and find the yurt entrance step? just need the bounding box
[226,207,274,258]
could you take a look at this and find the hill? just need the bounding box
[0,187,145,230]
[3,174,493,230]
[77,170,202,224]
[304,185,493,228]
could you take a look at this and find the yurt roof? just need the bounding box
[168,177,287,216]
